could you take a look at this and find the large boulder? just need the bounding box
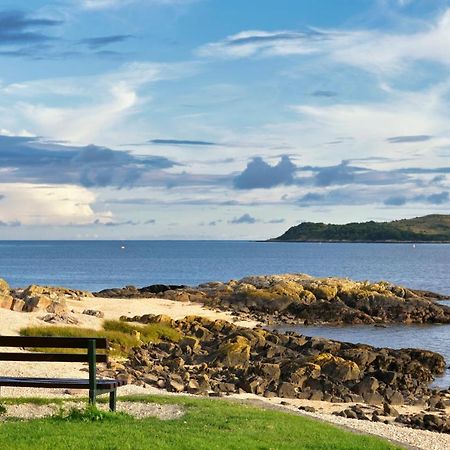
[312,353,361,381]
[0,278,10,295]
[20,284,90,300]
[19,285,68,313]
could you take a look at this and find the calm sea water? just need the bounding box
[0,240,449,387]
[0,241,449,293]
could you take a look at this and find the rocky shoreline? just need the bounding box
[95,273,450,326]
[1,274,449,435]
[105,314,449,434]
[94,274,450,434]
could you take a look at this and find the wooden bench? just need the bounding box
[0,336,126,411]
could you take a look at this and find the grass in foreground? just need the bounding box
[0,395,401,450]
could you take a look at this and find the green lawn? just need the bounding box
[0,396,402,450]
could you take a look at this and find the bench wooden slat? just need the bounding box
[0,336,108,349]
[0,352,108,363]
[0,377,126,389]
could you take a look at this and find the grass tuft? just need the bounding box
[103,320,182,344]
[19,320,182,357]
[53,405,130,423]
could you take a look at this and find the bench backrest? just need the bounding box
[0,336,108,363]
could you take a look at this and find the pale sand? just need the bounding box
[0,298,449,449]
[68,296,259,329]
[0,296,257,395]
[0,296,258,335]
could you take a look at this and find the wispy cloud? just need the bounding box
[197,29,333,59]
[81,0,198,10]
[384,191,449,206]
[149,138,218,146]
[0,135,177,188]
[311,90,338,98]
[197,9,450,74]
[80,34,133,49]
[387,135,433,143]
[0,10,62,45]
[229,213,258,224]
[0,220,20,227]
[0,61,194,143]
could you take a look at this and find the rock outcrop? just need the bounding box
[95,284,186,299]
[96,274,450,325]
[0,278,91,313]
[110,314,447,410]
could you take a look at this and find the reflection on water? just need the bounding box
[275,323,450,388]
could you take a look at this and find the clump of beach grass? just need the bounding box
[19,320,181,357]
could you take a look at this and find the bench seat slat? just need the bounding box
[0,336,108,349]
[0,377,126,389]
[0,352,108,363]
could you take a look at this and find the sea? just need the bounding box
[0,240,449,387]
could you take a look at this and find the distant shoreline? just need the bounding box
[271,214,450,243]
[262,239,450,244]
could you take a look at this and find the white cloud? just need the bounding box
[0,183,111,225]
[0,128,34,137]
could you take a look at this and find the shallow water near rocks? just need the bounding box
[275,322,450,388]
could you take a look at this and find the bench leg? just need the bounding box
[109,389,117,412]
[89,389,96,407]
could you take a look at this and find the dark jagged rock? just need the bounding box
[94,284,186,298]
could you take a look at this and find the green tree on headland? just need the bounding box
[272,214,450,242]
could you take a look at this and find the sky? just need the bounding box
[1,0,450,239]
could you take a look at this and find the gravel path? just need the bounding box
[1,401,184,421]
[303,409,449,450]
[249,398,449,450]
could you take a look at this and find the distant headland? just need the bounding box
[269,214,450,243]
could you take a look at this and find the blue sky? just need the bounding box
[1,0,450,239]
